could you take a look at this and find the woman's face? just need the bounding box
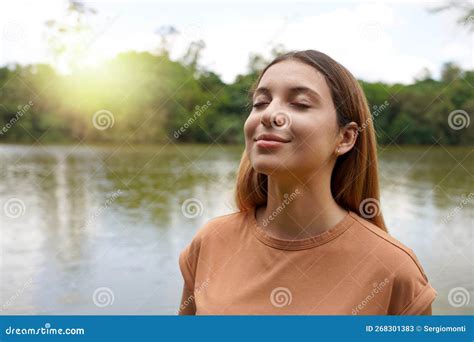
[244,59,343,180]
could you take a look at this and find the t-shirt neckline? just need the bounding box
[250,206,356,251]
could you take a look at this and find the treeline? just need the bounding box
[0,51,472,145]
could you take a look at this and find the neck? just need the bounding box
[256,172,348,240]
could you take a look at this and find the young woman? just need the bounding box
[178,50,437,315]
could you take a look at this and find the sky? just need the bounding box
[0,0,472,84]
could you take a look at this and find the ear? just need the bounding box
[336,122,358,156]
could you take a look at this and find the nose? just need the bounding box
[259,109,272,128]
[259,104,292,130]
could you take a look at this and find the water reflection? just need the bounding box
[0,144,472,314]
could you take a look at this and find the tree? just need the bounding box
[429,0,474,31]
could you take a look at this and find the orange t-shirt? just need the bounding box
[178,208,437,315]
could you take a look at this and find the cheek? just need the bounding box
[243,113,258,143]
[292,114,337,153]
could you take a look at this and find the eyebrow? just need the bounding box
[252,87,271,99]
[289,86,322,102]
[253,86,322,102]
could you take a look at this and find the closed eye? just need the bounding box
[252,102,269,109]
[291,103,311,109]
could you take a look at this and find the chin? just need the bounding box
[251,156,290,176]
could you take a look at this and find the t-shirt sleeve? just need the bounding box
[179,243,196,291]
[389,248,438,315]
[178,217,221,292]
[179,223,207,292]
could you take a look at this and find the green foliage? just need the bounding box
[0,53,472,146]
[360,67,473,146]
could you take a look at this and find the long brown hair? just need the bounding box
[234,50,387,232]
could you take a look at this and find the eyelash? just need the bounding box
[292,103,311,109]
[252,102,310,109]
[252,102,267,108]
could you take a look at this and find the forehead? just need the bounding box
[258,59,328,95]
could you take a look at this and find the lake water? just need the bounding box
[0,144,472,315]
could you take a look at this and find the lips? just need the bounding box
[254,133,291,143]
[254,133,291,149]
